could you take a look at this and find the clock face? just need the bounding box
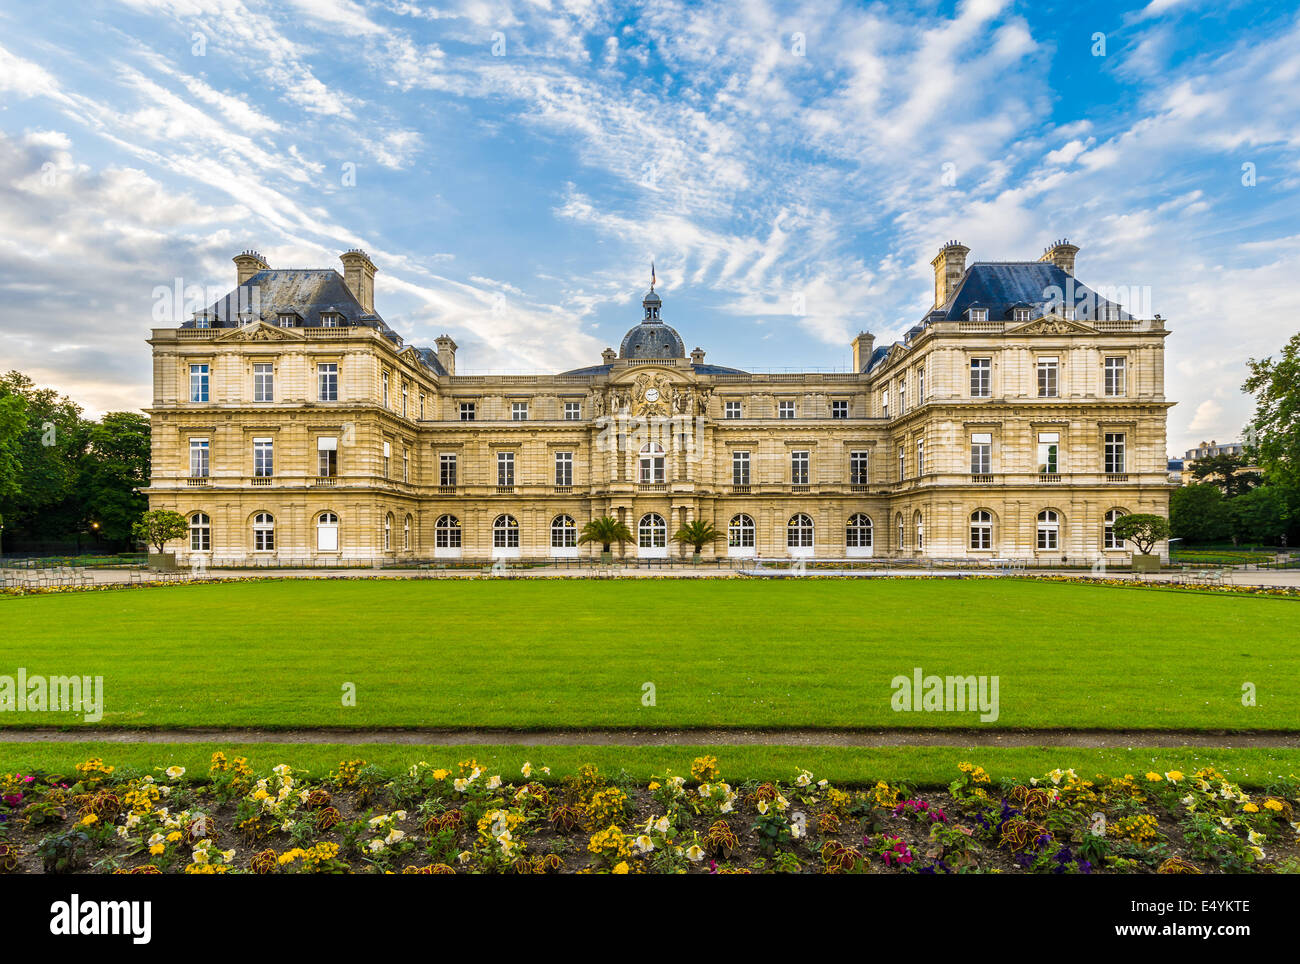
[644,388,660,402]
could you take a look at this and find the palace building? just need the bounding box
[145,241,1172,565]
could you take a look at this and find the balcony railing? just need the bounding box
[439,484,457,494]
[251,476,273,486]
[313,476,337,486]
[1037,474,1062,483]
[730,484,751,494]
[1105,473,1130,483]
[971,474,994,484]
[186,477,209,486]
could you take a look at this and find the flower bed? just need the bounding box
[0,755,1296,874]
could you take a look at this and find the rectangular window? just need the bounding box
[382,372,390,408]
[917,368,925,402]
[189,364,209,403]
[1105,432,1126,474]
[253,438,273,477]
[440,454,457,486]
[1037,432,1060,474]
[403,447,410,483]
[189,439,209,478]
[970,433,991,475]
[402,381,409,417]
[732,451,750,485]
[459,402,476,421]
[382,440,391,479]
[318,436,338,477]
[970,358,990,397]
[512,401,528,421]
[898,447,905,481]
[778,400,796,419]
[419,393,426,420]
[1037,357,1059,397]
[916,438,925,476]
[1013,307,1031,322]
[725,401,742,419]
[318,363,338,402]
[564,402,582,420]
[969,308,988,322]
[253,363,273,402]
[555,451,573,486]
[881,390,889,419]
[897,377,907,413]
[791,450,809,485]
[1104,357,1126,397]
[831,400,849,419]
[497,452,515,486]
[850,450,869,486]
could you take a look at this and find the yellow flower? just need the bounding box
[149,843,165,855]
[1164,771,1184,782]
[1243,803,1259,813]
[80,813,98,826]
[1145,772,1163,782]
[612,862,629,874]
[1264,799,1284,812]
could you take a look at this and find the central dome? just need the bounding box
[619,287,685,359]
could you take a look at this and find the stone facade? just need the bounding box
[145,242,1173,565]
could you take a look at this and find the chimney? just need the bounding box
[851,332,876,373]
[1039,238,1079,276]
[929,241,970,309]
[340,249,378,314]
[601,348,616,365]
[690,347,706,365]
[435,334,457,375]
[233,250,268,286]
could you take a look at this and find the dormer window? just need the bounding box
[968,307,988,322]
[320,312,341,328]
[1062,306,1076,321]
[278,313,297,328]
[1013,307,1031,322]
[194,315,210,329]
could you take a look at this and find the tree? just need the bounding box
[80,412,151,544]
[1229,486,1289,545]
[1110,513,1171,555]
[0,371,90,542]
[671,519,723,557]
[1170,483,1232,544]
[577,516,635,555]
[133,509,188,554]
[1244,332,1300,491]
[1190,452,1261,497]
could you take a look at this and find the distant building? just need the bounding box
[1176,440,1258,486]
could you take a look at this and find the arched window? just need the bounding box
[787,513,814,549]
[639,442,666,484]
[896,513,904,550]
[551,514,577,548]
[1104,509,1126,550]
[493,514,519,548]
[970,510,992,550]
[384,513,393,551]
[914,510,924,550]
[253,512,274,551]
[403,514,412,550]
[639,513,667,548]
[190,512,210,551]
[1037,509,1060,550]
[317,511,339,552]
[436,514,461,548]
[728,513,755,548]
[846,513,873,548]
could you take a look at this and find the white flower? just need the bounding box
[487,775,502,790]
[685,844,705,862]
[791,821,805,840]
[457,850,472,864]
[521,762,533,778]
[795,769,812,787]
[368,838,386,852]
[165,766,186,781]
[385,828,406,845]
[633,835,655,854]
[757,801,769,815]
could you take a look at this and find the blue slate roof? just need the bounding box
[934,262,1132,322]
[184,268,446,375]
[557,362,749,377]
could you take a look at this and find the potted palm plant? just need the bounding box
[578,516,634,565]
[672,519,723,564]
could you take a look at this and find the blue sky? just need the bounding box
[1,0,1298,453]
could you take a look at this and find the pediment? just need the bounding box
[1006,317,1096,335]
[215,321,305,342]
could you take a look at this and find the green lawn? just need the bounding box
[2,579,1297,731]
[2,742,1298,790]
